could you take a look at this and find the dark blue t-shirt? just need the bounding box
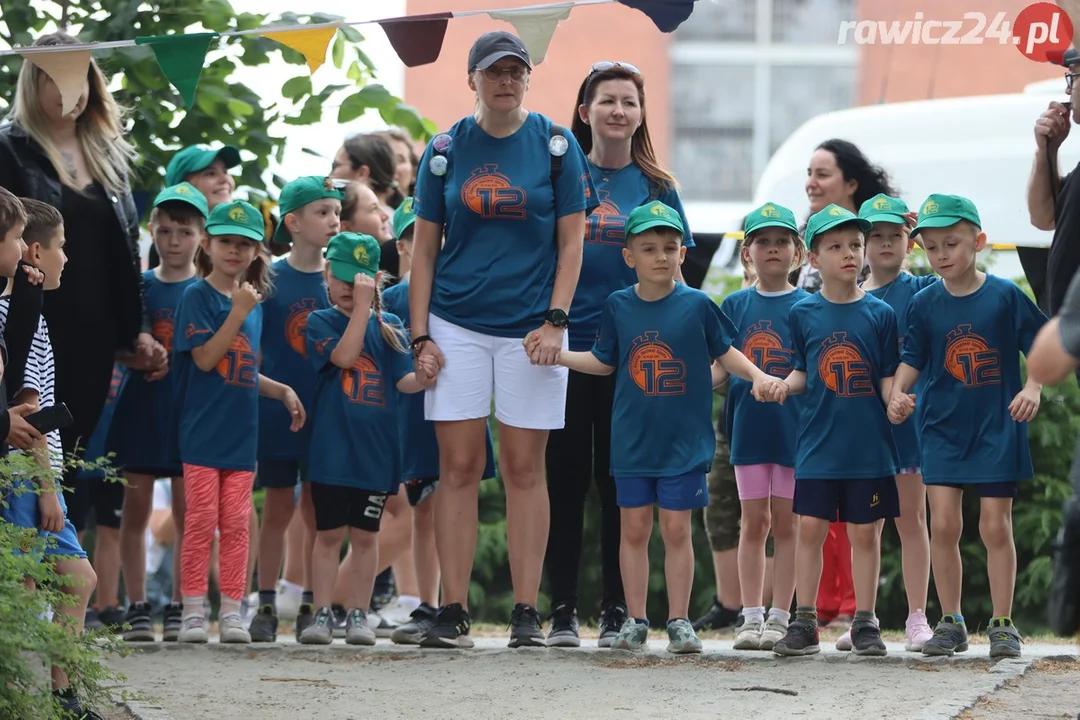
[721,287,810,467]
[173,280,262,471]
[414,112,598,338]
[305,307,413,491]
[110,271,197,474]
[258,258,329,462]
[864,272,938,469]
[789,292,900,480]
[900,275,1047,484]
[592,284,735,477]
[570,163,694,351]
[382,281,497,481]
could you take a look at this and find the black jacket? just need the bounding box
[0,122,147,350]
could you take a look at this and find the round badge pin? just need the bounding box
[429,155,448,176]
[432,134,452,153]
[549,134,569,157]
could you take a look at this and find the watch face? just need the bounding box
[546,309,568,326]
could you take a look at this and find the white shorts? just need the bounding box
[425,313,568,430]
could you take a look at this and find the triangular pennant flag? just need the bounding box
[617,0,698,32]
[23,49,91,115]
[135,33,216,108]
[488,7,571,65]
[263,25,339,75]
[380,15,451,68]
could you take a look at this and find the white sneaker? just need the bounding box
[276,581,303,621]
[219,612,251,643]
[836,627,853,651]
[179,615,209,643]
[734,619,764,650]
[377,598,415,625]
[758,617,788,650]
[366,608,398,637]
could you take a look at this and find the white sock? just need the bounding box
[742,606,766,624]
[398,595,421,611]
[220,595,242,618]
[768,607,791,624]
[182,595,205,620]
[280,580,304,598]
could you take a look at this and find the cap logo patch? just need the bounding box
[229,206,248,223]
[872,197,890,210]
[760,205,781,218]
[828,206,846,216]
[353,245,369,265]
[650,203,669,217]
[922,199,940,215]
[402,198,414,214]
[176,185,191,195]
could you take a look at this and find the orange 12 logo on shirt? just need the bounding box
[818,332,873,397]
[587,190,624,246]
[217,331,258,388]
[743,321,794,377]
[628,331,686,396]
[285,298,319,359]
[152,308,176,354]
[461,165,527,220]
[341,352,384,406]
[944,324,1001,387]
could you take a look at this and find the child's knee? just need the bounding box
[620,510,653,546]
[846,521,879,550]
[316,528,346,548]
[739,509,771,541]
[56,558,97,600]
[930,513,963,544]
[659,512,691,546]
[979,512,1013,548]
[798,516,830,546]
[349,527,378,551]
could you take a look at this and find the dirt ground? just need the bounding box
[957,660,1080,720]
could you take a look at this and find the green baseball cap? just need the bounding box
[393,197,417,240]
[165,144,242,186]
[859,193,910,225]
[804,204,872,249]
[909,194,982,238]
[272,176,346,245]
[205,200,265,242]
[325,232,381,283]
[624,200,685,238]
[744,202,799,235]
[152,182,209,219]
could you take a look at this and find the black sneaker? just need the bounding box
[84,607,104,632]
[162,603,182,642]
[545,604,580,648]
[294,603,314,642]
[692,597,741,632]
[122,602,155,642]
[922,616,969,657]
[988,621,1023,659]
[851,620,887,656]
[772,618,820,656]
[249,604,278,642]
[98,605,126,633]
[391,603,438,645]
[331,604,348,639]
[419,603,474,648]
[598,603,628,648]
[508,603,545,648]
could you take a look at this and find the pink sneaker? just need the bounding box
[905,610,933,651]
[835,627,852,651]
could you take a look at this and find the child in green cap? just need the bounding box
[299,232,433,647]
[540,200,785,655]
[173,199,306,645]
[165,144,242,210]
[770,203,899,659]
[889,194,1047,659]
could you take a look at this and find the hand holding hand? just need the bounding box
[751,376,787,404]
[527,324,563,366]
[888,393,916,424]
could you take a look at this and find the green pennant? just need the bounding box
[135,33,216,108]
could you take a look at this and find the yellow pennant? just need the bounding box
[263,26,339,75]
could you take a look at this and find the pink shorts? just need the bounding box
[734,464,796,501]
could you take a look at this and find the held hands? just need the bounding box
[38,490,64,533]
[233,281,263,315]
[6,403,41,450]
[415,354,440,388]
[888,393,916,424]
[1008,386,1041,423]
[282,388,307,432]
[523,324,563,366]
[751,375,788,404]
[1036,101,1072,150]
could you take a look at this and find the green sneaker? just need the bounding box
[988,620,1023,659]
[611,619,649,651]
[666,618,703,654]
[921,616,969,657]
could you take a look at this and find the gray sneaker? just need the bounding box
[988,622,1023,658]
[733,618,764,650]
[758,617,788,650]
[178,614,208,644]
[611,619,649,651]
[391,603,437,645]
[345,609,376,646]
[666,618,703,654]
[300,606,334,645]
[922,616,969,657]
[219,612,251,644]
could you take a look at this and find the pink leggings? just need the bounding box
[180,464,253,600]
[734,463,796,500]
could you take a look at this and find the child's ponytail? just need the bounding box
[372,278,409,354]
[244,249,275,297]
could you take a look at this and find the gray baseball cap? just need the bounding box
[468,31,531,73]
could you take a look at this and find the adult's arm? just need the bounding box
[4,261,43,404]
[119,182,152,339]
[1029,271,1080,384]
[551,212,585,313]
[408,218,441,338]
[1029,101,1071,230]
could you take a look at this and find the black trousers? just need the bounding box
[544,369,623,612]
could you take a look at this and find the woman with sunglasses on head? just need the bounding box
[410,30,597,649]
[541,61,695,648]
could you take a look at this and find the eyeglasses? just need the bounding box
[481,65,529,82]
[590,61,641,76]
[1067,71,1080,90]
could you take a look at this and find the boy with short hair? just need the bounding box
[544,200,785,654]
[889,194,1047,659]
[771,204,901,658]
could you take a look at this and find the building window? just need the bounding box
[768,64,855,156]
[673,0,755,41]
[772,0,856,44]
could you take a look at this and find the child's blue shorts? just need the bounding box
[2,480,87,560]
[615,472,709,511]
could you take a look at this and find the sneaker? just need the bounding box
[248,605,278,643]
[365,608,398,638]
[219,612,251,644]
[331,604,348,639]
[988,621,1023,659]
[84,607,104,632]
[692,598,740,632]
[758,617,788,651]
[851,621,887,656]
[391,603,438,645]
[243,591,260,623]
[508,603,545,648]
[276,582,303,621]
[546,604,580,648]
[826,614,853,630]
[611,619,649,651]
[98,605,126,633]
[922,616,969,657]
[666,618,703,654]
[772,618,820,656]
[122,602,155,642]
[300,606,334,645]
[733,618,764,650]
[836,627,853,651]
[345,609,376,646]
[904,610,934,652]
[419,603,474,649]
[376,597,415,626]
[294,603,314,642]
[598,603,627,648]
[162,603,183,642]
[178,615,208,643]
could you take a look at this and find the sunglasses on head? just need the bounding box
[328,178,349,190]
[590,61,641,76]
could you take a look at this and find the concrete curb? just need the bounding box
[909,657,1033,720]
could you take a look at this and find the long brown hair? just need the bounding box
[571,66,676,191]
[341,133,403,208]
[195,237,274,296]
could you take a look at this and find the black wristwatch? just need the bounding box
[544,308,569,328]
